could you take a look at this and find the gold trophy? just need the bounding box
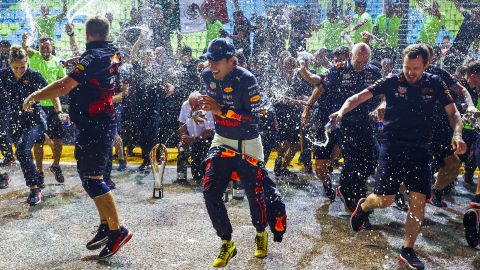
[150,144,168,199]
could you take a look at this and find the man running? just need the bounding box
[330,44,465,270]
[23,15,133,259]
[200,38,286,268]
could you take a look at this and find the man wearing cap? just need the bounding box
[200,38,286,268]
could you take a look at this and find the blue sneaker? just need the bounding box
[399,247,425,270]
[98,225,133,259]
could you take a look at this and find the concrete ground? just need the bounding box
[0,162,479,270]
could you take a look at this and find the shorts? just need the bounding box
[35,106,65,143]
[313,126,342,160]
[276,107,301,144]
[374,142,432,197]
[74,123,116,177]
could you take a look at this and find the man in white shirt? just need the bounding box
[176,91,215,184]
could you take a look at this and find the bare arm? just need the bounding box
[65,23,81,56]
[329,89,373,125]
[23,76,79,112]
[444,102,466,154]
[301,84,325,127]
[21,32,36,58]
[56,0,68,20]
[52,97,62,112]
[130,32,145,65]
[451,82,475,108]
[298,66,323,85]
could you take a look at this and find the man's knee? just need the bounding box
[315,160,332,179]
[82,177,111,199]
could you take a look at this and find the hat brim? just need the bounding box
[203,52,226,62]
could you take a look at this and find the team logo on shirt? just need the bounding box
[73,64,85,75]
[209,82,216,89]
[421,88,433,94]
[250,95,261,102]
[224,87,233,93]
[398,87,408,94]
[343,74,350,80]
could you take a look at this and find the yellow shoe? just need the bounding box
[212,240,237,268]
[254,231,268,258]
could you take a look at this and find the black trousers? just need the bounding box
[202,146,287,241]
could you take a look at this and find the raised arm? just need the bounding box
[21,32,36,58]
[56,0,68,20]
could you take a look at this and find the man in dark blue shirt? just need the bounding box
[302,43,381,211]
[330,44,465,270]
[23,16,133,260]
[0,46,47,204]
[200,38,286,268]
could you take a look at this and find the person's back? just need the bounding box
[69,41,121,126]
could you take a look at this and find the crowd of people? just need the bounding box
[0,0,480,269]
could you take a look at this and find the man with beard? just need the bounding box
[335,44,465,270]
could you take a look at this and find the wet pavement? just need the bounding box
[0,163,479,270]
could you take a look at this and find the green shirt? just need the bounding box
[323,19,345,50]
[352,12,373,44]
[418,13,444,45]
[28,51,66,106]
[374,14,401,48]
[206,20,224,47]
[35,15,57,39]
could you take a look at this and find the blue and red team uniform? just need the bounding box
[201,65,287,242]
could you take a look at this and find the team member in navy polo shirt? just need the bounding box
[23,16,133,259]
[330,44,465,270]
[0,46,47,205]
[200,38,286,268]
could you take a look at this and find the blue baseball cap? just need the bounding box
[203,38,236,61]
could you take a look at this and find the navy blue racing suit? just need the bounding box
[201,66,286,241]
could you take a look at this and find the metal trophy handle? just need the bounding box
[151,144,168,199]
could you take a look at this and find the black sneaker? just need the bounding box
[470,194,480,208]
[429,189,447,207]
[274,160,282,177]
[138,161,151,173]
[0,173,12,189]
[463,209,480,248]
[104,178,116,190]
[98,225,133,259]
[394,193,409,212]
[399,247,425,270]
[50,166,65,183]
[323,184,336,201]
[27,188,42,206]
[350,198,371,232]
[38,171,45,189]
[87,223,109,250]
[117,159,127,171]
